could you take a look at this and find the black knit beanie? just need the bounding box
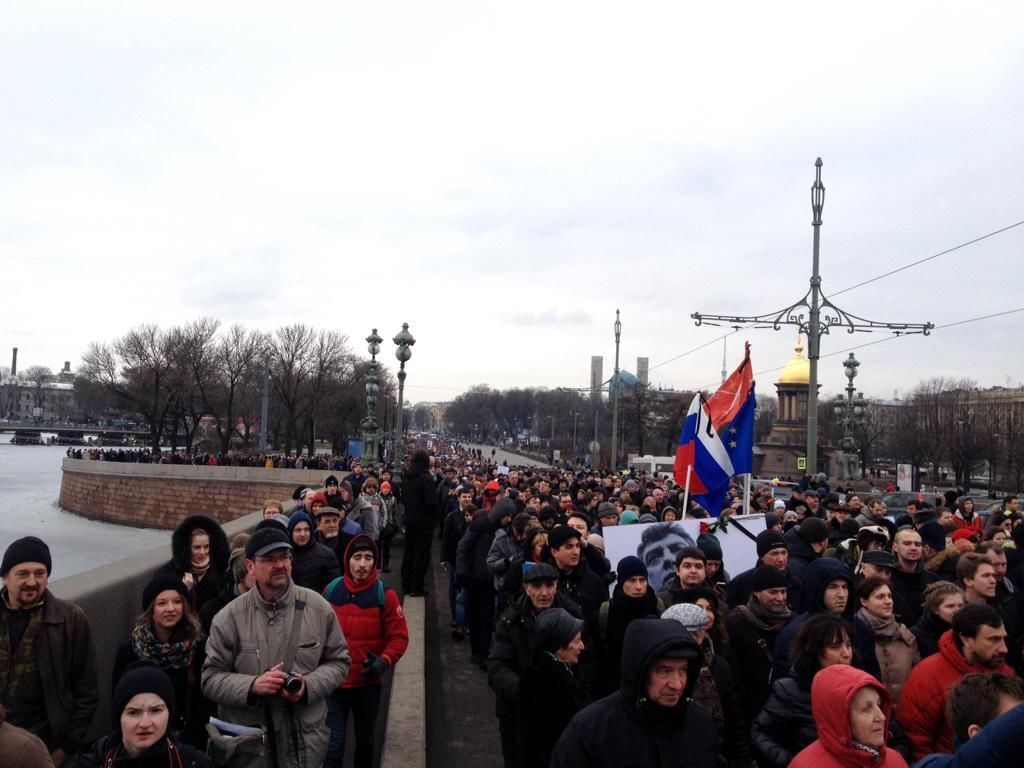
[112,663,175,728]
[141,574,190,612]
[1,536,52,577]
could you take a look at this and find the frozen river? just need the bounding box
[0,436,169,579]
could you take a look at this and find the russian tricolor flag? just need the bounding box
[674,344,756,514]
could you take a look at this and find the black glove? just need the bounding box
[360,652,389,681]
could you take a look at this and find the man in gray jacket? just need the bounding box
[203,527,351,768]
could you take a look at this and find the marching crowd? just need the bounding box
[5,439,1024,768]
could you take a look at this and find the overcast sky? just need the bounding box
[3,3,1024,405]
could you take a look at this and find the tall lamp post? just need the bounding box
[610,309,622,472]
[360,329,383,465]
[392,323,415,484]
[833,352,866,483]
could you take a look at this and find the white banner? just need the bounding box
[602,514,768,593]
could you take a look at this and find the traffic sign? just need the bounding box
[797,457,806,470]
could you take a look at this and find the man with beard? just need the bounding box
[0,537,97,767]
[203,527,351,768]
[315,504,362,570]
[890,527,940,626]
[898,603,1016,759]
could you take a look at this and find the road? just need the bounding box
[463,443,552,468]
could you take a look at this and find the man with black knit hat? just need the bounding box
[726,529,803,610]
[724,566,793,723]
[547,526,607,662]
[0,536,98,766]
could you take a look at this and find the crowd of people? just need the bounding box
[6,438,1024,768]
[65,447,358,471]
[431,455,1024,768]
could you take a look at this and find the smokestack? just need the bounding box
[11,347,17,377]
[63,361,71,374]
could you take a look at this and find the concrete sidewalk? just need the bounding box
[425,556,502,768]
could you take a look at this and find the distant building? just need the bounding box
[755,336,821,478]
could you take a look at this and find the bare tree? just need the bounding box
[80,324,184,451]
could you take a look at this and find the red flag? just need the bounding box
[705,341,752,430]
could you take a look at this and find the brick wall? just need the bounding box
[59,459,344,529]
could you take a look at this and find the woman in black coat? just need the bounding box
[517,608,591,768]
[155,514,229,614]
[72,665,209,768]
[111,575,213,751]
[751,614,853,768]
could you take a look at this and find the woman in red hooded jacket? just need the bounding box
[323,534,409,768]
[790,665,908,768]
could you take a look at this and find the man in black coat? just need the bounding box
[550,618,718,768]
[457,499,516,666]
[488,563,585,768]
[400,449,441,596]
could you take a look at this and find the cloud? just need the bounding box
[501,309,592,327]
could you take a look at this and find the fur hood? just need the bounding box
[169,514,230,573]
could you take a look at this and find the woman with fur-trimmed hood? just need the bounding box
[156,514,230,613]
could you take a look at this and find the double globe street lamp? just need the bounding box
[392,323,415,485]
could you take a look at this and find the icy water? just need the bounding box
[0,436,169,579]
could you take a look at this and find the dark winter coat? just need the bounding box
[783,526,823,584]
[488,592,584,718]
[517,647,590,768]
[913,701,1024,768]
[440,508,468,566]
[724,605,791,723]
[400,460,441,529]
[457,501,514,582]
[287,512,341,594]
[750,676,817,768]
[0,591,98,754]
[549,619,718,768]
[155,514,230,614]
[909,610,949,659]
[890,564,940,626]
[198,583,239,636]
[67,733,209,768]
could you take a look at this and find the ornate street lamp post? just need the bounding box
[610,309,622,472]
[392,323,415,485]
[833,353,866,482]
[360,329,383,465]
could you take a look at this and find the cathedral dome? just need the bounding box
[778,336,810,385]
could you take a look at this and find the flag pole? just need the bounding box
[682,465,692,516]
[743,472,752,515]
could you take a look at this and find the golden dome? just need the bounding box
[778,335,810,385]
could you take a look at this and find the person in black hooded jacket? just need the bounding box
[458,499,516,666]
[155,514,229,614]
[771,556,880,682]
[400,449,441,596]
[549,618,718,768]
[287,511,341,594]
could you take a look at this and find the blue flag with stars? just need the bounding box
[723,381,756,475]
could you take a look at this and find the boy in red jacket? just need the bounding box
[323,534,409,768]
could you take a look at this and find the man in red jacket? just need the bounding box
[323,534,409,768]
[897,603,1014,759]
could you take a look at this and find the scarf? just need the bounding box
[189,558,211,578]
[131,623,196,671]
[739,596,792,631]
[605,586,659,663]
[851,741,882,760]
[692,636,725,739]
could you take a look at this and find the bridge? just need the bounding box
[0,423,154,445]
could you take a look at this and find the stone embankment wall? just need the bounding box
[59,458,339,529]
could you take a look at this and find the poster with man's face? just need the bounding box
[602,515,767,593]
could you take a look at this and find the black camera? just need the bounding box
[283,672,303,694]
